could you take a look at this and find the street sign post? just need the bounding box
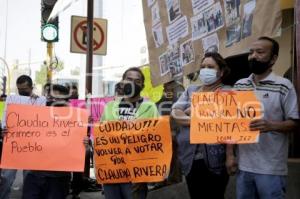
[70,16,107,55]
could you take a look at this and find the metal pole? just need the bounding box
[86,0,94,95]
[84,0,94,178]
[47,42,53,83]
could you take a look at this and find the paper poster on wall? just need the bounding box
[191,13,208,41]
[180,39,195,66]
[191,0,214,15]
[168,44,182,78]
[224,0,241,26]
[202,33,219,53]
[203,2,224,34]
[166,16,189,44]
[142,0,282,86]
[159,52,170,76]
[152,23,164,48]
[226,22,241,47]
[165,0,181,24]
[241,0,256,39]
[151,2,161,26]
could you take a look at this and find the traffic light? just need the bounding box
[41,0,59,42]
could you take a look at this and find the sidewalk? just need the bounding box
[10,169,104,199]
[10,160,300,199]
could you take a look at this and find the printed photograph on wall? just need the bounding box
[191,13,208,40]
[159,52,170,76]
[203,2,224,34]
[166,16,189,44]
[180,39,195,66]
[165,0,181,24]
[147,0,156,7]
[224,0,241,26]
[241,0,256,39]
[151,1,161,26]
[225,22,241,47]
[202,33,220,53]
[152,23,164,48]
[167,44,182,78]
[191,0,214,15]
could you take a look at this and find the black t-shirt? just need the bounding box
[118,98,143,120]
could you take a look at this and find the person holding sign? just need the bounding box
[100,67,159,199]
[21,84,89,199]
[171,52,232,199]
[0,75,46,199]
[233,37,299,199]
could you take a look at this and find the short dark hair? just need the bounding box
[258,36,279,56]
[51,84,70,99]
[202,52,231,82]
[16,75,33,87]
[122,67,145,83]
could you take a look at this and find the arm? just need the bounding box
[171,87,191,126]
[171,108,190,126]
[250,80,299,134]
[250,119,299,134]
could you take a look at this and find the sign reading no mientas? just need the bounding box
[70,16,107,55]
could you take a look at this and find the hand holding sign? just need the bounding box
[93,116,172,184]
[190,91,262,144]
[0,104,88,172]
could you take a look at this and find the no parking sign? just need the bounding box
[71,16,107,55]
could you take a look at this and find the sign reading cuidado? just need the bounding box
[71,15,107,55]
[0,104,88,172]
[190,91,262,144]
[93,116,172,184]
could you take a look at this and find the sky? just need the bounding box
[0,0,148,95]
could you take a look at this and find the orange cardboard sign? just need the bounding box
[190,91,262,144]
[93,116,172,184]
[0,104,88,171]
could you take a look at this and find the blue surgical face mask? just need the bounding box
[199,68,219,85]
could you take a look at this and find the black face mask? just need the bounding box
[18,91,31,96]
[46,100,68,107]
[249,59,271,75]
[123,82,142,98]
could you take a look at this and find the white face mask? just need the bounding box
[199,68,219,85]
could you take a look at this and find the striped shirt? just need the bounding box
[234,72,299,175]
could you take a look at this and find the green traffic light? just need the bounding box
[41,24,58,42]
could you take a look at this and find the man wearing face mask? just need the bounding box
[234,37,299,199]
[100,67,159,199]
[0,75,46,199]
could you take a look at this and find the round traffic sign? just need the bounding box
[73,20,105,51]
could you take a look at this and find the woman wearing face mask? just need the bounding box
[171,52,233,199]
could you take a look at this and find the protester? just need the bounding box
[154,80,184,187]
[233,36,299,198]
[42,83,52,100]
[171,52,232,199]
[0,94,7,187]
[0,75,46,199]
[65,83,85,199]
[21,84,89,199]
[66,83,79,99]
[100,67,159,199]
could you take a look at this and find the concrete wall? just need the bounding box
[273,9,294,77]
